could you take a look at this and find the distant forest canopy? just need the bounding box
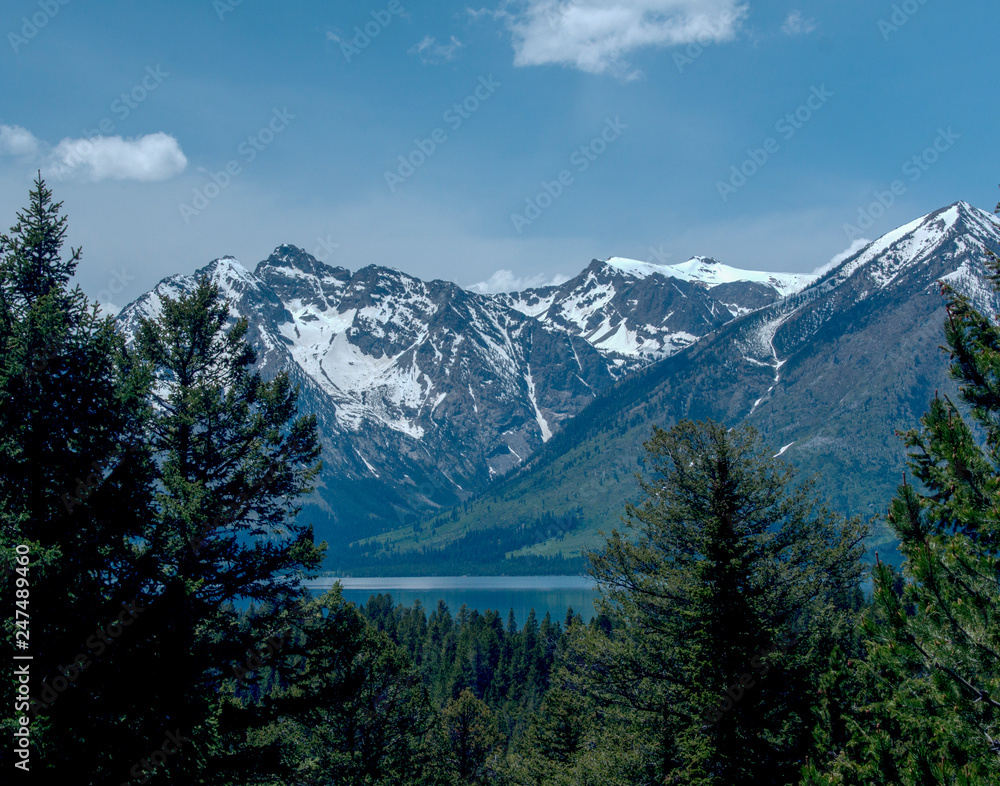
[336,508,590,576]
[4,178,1000,783]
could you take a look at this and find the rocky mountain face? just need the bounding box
[360,201,1000,571]
[117,239,806,556]
[118,247,613,541]
[496,256,814,361]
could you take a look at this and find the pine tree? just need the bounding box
[507,683,592,786]
[578,420,869,785]
[0,176,157,780]
[806,198,1000,784]
[113,275,326,782]
[1,179,328,782]
[440,688,504,785]
[219,586,435,786]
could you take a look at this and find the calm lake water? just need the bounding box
[306,576,599,627]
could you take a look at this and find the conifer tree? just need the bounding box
[0,176,157,779]
[0,179,327,783]
[113,275,326,782]
[806,199,1000,784]
[578,420,869,785]
[218,586,435,786]
[440,688,504,785]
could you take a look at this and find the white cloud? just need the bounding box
[47,133,187,183]
[781,10,816,36]
[95,301,123,317]
[813,237,870,276]
[0,125,187,184]
[498,0,749,78]
[467,268,570,293]
[0,125,41,157]
[408,35,465,63]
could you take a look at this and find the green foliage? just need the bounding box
[0,179,326,782]
[216,586,436,786]
[362,595,563,737]
[571,420,869,785]
[8,175,999,783]
[806,200,1000,784]
[0,176,158,778]
[439,689,504,785]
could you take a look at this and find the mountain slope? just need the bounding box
[350,201,1000,572]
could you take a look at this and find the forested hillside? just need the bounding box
[347,201,1000,573]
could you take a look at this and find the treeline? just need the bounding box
[338,509,588,575]
[333,552,586,577]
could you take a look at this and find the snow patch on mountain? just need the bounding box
[605,255,816,296]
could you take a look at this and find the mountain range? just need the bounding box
[116,200,1000,572]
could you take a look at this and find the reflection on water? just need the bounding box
[306,576,599,627]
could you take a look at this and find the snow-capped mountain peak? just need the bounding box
[833,201,1000,290]
[601,256,672,279]
[664,256,815,297]
[603,255,815,297]
[111,200,1000,562]
[490,255,818,362]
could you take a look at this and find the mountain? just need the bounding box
[117,246,626,545]
[495,256,814,361]
[351,201,1000,573]
[117,242,804,564]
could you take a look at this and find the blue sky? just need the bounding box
[1,0,998,309]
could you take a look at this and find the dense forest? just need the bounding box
[3,177,1000,784]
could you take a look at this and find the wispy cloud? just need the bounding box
[408,35,465,63]
[781,10,817,36]
[813,237,870,276]
[467,268,569,293]
[497,0,748,79]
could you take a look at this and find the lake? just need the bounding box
[306,575,599,627]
